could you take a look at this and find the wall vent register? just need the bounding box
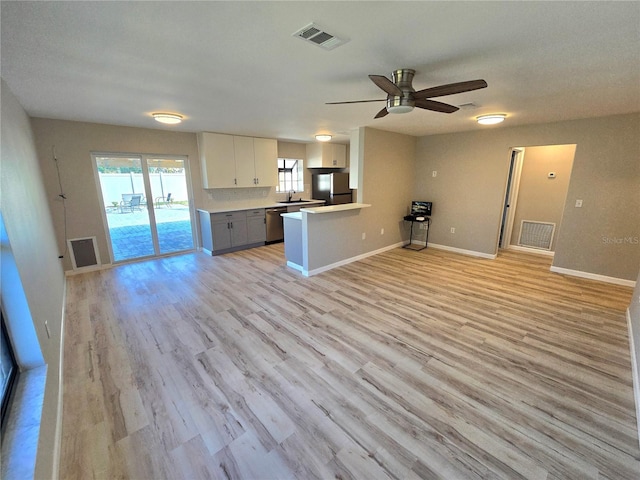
[518,220,555,250]
[68,236,101,270]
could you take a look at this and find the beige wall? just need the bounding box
[415,113,640,281]
[510,144,576,250]
[359,127,416,249]
[30,118,202,270]
[1,81,66,479]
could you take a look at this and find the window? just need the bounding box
[277,158,304,193]
[1,311,18,429]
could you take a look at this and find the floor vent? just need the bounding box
[518,220,555,250]
[67,237,101,270]
[292,23,348,50]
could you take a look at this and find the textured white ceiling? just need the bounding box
[2,1,639,143]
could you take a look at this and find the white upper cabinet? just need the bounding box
[306,143,347,168]
[253,137,278,187]
[198,132,278,189]
[234,136,256,187]
[198,132,236,188]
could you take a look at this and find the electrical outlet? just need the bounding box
[432,170,437,177]
[450,227,456,234]
[575,199,583,207]
[362,232,366,240]
[380,228,384,235]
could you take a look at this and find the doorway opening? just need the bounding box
[499,144,576,254]
[93,154,196,263]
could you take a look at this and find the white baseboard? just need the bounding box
[550,266,636,287]
[627,308,640,449]
[64,262,112,276]
[428,243,497,260]
[286,261,304,273]
[305,241,404,277]
[507,244,555,257]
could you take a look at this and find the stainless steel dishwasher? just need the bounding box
[265,207,287,243]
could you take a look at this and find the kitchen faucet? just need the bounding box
[288,190,295,202]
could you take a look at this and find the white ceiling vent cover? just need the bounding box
[293,23,348,50]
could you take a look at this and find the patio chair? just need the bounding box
[155,192,173,208]
[120,194,142,213]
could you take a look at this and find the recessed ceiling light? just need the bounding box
[152,113,183,125]
[477,114,506,125]
[315,134,332,142]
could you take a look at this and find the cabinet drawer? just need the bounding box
[245,208,265,218]
[211,211,245,224]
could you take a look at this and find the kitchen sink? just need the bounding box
[279,199,315,203]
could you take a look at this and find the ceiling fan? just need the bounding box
[326,69,487,119]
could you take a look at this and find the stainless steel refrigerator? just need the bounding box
[312,173,352,205]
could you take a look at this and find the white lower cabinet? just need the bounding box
[199,209,266,255]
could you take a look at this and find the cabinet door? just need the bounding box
[331,144,347,168]
[306,142,346,168]
[246,210,266,243]
[305,142,323,168]
[253,138,278,186]
[234,136,256,187]
[229,212,248,246]
[198,133,237,188]
[211,219,233,251]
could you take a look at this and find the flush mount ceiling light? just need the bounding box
[315,134,332,142]
[476,114,506,125]
[152,113,183,125]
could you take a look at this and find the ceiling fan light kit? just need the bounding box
[387,105,414,114]
[152,113,183,124]
[327,68,488,119]
[315,134,332,142]
[476,114,506,125]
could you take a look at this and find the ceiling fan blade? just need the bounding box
[374,107,389,119]
[369,75,403,96]
[413,79,488,99]
[325,99,386,105]
[415,99,459,113]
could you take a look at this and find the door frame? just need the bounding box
[499,148,525,249]
[91,152,197,264]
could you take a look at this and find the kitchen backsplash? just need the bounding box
[201,184,312,210]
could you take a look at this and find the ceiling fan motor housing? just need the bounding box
[387,69,416,113]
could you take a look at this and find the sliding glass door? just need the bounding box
[94,154,195,263]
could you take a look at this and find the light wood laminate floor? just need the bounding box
[61,245,639,479]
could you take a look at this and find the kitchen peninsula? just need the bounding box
[282,203,371,276]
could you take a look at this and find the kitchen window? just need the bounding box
[276,158,304,193]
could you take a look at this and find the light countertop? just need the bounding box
[197,200,324,214]
[300,203,371,214]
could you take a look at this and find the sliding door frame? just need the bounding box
[91,152,197,264]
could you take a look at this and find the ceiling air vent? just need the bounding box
[293,23,348,51]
